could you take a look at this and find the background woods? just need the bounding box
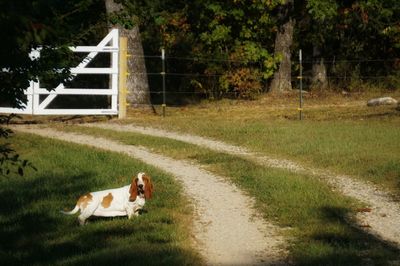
[0,0,399,106]
[130,0,400,102]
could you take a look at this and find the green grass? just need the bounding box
[197,120,400,195]
[6,92,400,265]
[120,96,400,196]
[58,125,400,265]
[0,134,202,266]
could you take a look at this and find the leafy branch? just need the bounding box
[0,115,36,176]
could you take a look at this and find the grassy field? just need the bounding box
[3,92,400,265]
[58,125,400,265]
[0,134,202,266]
[121,92,400,196]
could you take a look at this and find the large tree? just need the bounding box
[105,0,152,109]
[269,0,295,93]
[299,0,338,90]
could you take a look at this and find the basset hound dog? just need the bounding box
[61,172,153,225]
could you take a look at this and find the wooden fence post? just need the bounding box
[118,37,128,119]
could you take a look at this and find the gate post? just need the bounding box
[118,37,128,119]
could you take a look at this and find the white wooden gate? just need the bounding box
[0,29,119,115]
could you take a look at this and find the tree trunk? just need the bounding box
[270,7,294,93]
[311,46,328,90]
[105,0,152,109]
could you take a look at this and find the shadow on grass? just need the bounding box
[295,206,400,266]
[0,172,200,266]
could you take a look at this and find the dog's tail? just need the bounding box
[60,205,80,215]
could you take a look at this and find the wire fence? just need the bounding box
[130,52,399,79]
[129,53,400,64]
[123,52,399,104]
[10,48,395,105]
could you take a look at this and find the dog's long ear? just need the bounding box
[143,174,153,199]
[129,177,138,201]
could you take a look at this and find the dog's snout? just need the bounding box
[138,184,144,189]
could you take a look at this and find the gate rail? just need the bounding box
[0,29,119,115]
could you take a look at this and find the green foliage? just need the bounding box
[107,9,137,29]
[0,115,36,176]
[122,0,281,100]
[118,0,399,100]
[295,0,400,91]
[306,0,337,21]
[0,0,106,108]
[0,0,106,177]
[188,1,279,98]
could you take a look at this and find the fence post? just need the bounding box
[161,48,166,117]
[298,49,303,120]
[118,37,128,119]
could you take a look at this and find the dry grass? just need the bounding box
[117,91,400,196]
[9,91,399,124]
[131,90,400,123]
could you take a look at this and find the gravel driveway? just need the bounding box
[84,123,400,248]
[13,125,288,265]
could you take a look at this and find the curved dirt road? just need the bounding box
[13,125,287,266]
[84,123,400,248]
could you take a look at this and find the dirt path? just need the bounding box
[13,125,287,266]
[83,123,400,248]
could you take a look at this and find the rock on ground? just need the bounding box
[367,97,398,106]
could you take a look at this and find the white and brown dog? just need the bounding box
[61,172,153,225]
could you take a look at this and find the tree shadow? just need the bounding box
[0,172,96,263]
[0,172,201,265]
[297,206,400,266]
